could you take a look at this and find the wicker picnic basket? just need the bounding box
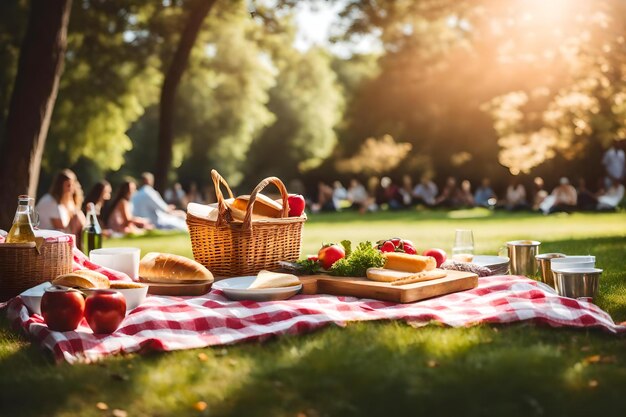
[0,239,73,301]
[186,170,306,278]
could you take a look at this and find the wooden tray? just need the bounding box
[140,279,213,296]
[298,269,478,303]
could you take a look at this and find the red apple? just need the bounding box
[41,286,85,332]
[422,248,447,268]
[317,243,346,270]
[287,194,306,217]
[85,290,126,334]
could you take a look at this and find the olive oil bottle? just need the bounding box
[6,195,36,243]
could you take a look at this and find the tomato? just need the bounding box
[390,238,402,248]
[84,290,126,334]
[41,286,85,332]
[307,254,319,262]
[380,241,396,253]
[403,244,417,255]
[422,248,448,268]
[317,244,346,270]
[287,194,306,217]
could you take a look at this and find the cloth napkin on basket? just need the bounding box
[3,274,625,363]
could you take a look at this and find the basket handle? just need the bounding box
[243,176,290,230]
[211,169,235,226]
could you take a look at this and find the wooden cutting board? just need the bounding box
[140,279,213,296]
[298,269,478,303]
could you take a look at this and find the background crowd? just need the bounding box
[309,141,625,215]
[32,141,624,240]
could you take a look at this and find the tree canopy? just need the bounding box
[1,0,624,198]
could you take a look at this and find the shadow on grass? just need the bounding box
[202,323,626,417]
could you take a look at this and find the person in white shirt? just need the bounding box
[602,140,625,188]
[347,179,372,213]
[413,176,439,206]
[332,181,348,211]
[505,178,529,211]
[597,180,625,210]
[36,169,86,235]
[131,172,187,230]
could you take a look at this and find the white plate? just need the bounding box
[213,276,302,301]
[473,255,510,269]
[20,282,52,315]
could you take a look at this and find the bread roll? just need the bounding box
[139,253,214,283]
[248,270,301,289]
[230,194,283,218]
[53,269,110,289]
[383,253,436,273]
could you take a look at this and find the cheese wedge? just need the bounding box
[53,269,110,289]
[383,253,436,273]
[366,268,447,285]
[248,270,301,289]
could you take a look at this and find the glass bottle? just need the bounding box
[6,195,37,243]
[82,202,102,255]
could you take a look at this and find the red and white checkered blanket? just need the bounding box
[5,275,625,363]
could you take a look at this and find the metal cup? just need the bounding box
[552,268,602,299]
[535,253,566,288]
[506,240,541,276]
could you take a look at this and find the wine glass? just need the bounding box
[453,229,474,259]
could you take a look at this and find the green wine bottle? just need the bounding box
[82,202,102,255]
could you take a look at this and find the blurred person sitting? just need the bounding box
[347,179,375,213]
[576,178,598,211]
[532,177,548,211]
[602,139,625,188]
[131,172,187,230]
[398,175,414,207]
[380,176,402,210]
[505,178,529,211]
[105,180,153,235]
[332,181,349,211]
[474,178,496,208]
[164,182,187,210]
[83,180,112,220]
[597,179,625,211]
[457,180,475,207]
[435,177,461,208]
[36,169,86,236]
[541,177,578,214]
[311,182,335,212]
[185,182,205,205]
[412,176,438,207]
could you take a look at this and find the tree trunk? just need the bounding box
[0,0,72,230]
[154,0,218,193]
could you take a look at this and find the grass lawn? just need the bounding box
[1,209,626,416]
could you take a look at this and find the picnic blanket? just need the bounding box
[4,274,626,363]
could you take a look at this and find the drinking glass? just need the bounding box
[453,229,474,257]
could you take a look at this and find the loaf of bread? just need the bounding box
[248,270,301,289]
[383,253,436,273]
[53,269,110,289]
[139,252,214,283]
[229,194,283,218]
[366,268,446,285]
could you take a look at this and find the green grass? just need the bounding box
[2,210,626,416]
